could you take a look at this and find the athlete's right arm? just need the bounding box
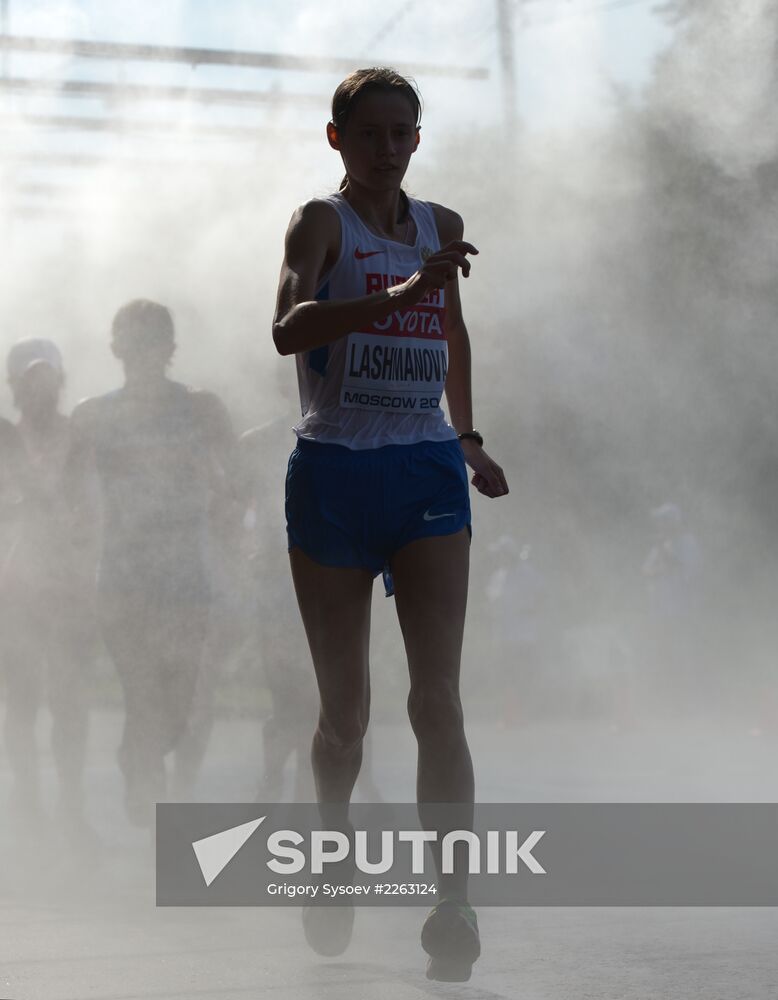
[272,200,475,356]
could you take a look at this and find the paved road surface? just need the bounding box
[2,710,778,999]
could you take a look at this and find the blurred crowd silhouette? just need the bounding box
[0,302,317,843]
[0,297,762,848]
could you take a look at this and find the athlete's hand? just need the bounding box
[460,439,508,498]
[404,241,479,301]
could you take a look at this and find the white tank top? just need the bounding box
[293,192,458,450]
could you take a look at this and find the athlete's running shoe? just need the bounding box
[302,901,354,957]
[421,899,481,982]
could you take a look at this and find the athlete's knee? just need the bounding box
[407,681,464,742]
[315,708,369,756]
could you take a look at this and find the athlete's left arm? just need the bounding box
[432,204,509,499]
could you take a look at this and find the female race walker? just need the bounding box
[272,67,508,982]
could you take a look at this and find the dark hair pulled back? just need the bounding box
[331,67,422,132]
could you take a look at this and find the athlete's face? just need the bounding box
[112,334,174,378]
[328,91,420,190]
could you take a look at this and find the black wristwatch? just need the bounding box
[458,430,484,447]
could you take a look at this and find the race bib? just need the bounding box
[341,272,447,414]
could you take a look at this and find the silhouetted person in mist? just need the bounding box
[169,495,247,802]
[1,339,97,838]
[170,434,248,802]
[66,300,239,827]
[0,415,25,717]
[240,418,317,802]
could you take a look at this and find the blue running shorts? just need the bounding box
[285,437,471,596]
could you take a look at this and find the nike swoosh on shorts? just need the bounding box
[423,510,457,521]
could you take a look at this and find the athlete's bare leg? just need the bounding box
[289,547,372,955]
[390,528,473,901]
[289,547,373,824]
